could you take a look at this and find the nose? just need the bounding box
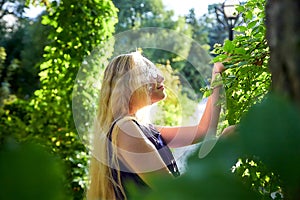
[157,73,164,83]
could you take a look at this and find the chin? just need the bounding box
[150,89,167,104]
[151,95,166,104]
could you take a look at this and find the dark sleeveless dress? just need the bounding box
[107,118,180,199]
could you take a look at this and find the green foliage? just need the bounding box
[25,0,50,7]
[0,0,118,199]
[232,157,282,199]
[210,0,283,199]
[0,97,32,144]
[26,0,118,198]
[239,94,300,199]
[209,0,286,199]
[113,0,165,32]
[0,140,70,200]
[153,62,197,126]
[0,47,8,106]
[18,17,50,96]
[0,0,48,98]
[0,17,50,98]
[185,8,209,45]
[212,0,271,125]
[0,47,20,107]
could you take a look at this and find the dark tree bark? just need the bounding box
[266,0,300,106]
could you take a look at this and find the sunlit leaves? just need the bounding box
[212,0,270,125]
[26,0,118,198]
[233,157,282,199]
[208,0,286,199]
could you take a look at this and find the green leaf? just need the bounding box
[235,5,245,12]
[41,15,51,25]
[245,11,253,20]
[234,26,247,32]
[223,40,235,53]
[212,54,228,63]
[234,48,247,55]
[247,20,258,29]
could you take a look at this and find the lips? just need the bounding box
[157,85,164,90]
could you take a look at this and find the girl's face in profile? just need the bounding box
[148,67,166,104]
[131,53,166,105]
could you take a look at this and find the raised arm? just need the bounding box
[156,62,225,148]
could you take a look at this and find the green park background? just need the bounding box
[0,0,299,199]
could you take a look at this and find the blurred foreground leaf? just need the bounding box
[129,134,259,200]
[239,94,300,199]
[0,140,70,200]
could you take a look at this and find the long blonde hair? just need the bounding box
[86,52,154,200]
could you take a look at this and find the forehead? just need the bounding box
[132,55,161,80]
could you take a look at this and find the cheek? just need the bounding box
[150,89,166,103]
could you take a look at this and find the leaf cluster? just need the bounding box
[212,0,271,125]
[209,0,285,198]
[30,0,117,198]
[1,0,118,199]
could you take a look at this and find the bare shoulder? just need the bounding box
[113,117,173,182]
[115,117,154,153]
[116,117,144,138]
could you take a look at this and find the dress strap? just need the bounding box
[107,116,136,140]
[106,116,149,200]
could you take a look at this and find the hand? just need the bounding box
[211,62,225,85]
[213,62,225,74]
[221,125,237,136]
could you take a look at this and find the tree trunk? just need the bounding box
[266,2,300,200]
[266,0,300,106]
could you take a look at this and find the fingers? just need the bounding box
[221,125,237,136]
[213,62,225,73]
